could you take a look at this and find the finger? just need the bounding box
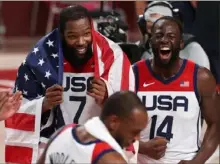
[178,160,185,164]
[46,91,63,97]
[154,145,167,152]
[157,151,166,158]
[87,90,104,100]
[11,100,22,112]
[0,96,9,109]
[91,83,105,92]
[92,78,105,86]
[87,91,96,98]
[12,91,22,101]
[154,136,168,141]
[0,91,9,99]
[50,100,63,107]
[154,137,168,145]
[87,91,104,100]
[47,96,63,103]
[89,88,105,97]
[47,84,63,92]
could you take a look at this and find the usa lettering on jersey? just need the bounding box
[142,94,189,112]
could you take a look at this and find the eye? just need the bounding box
[167,33,176,39]
[155,33,162,39]
[67,35,77,40]
[84,31,91,36]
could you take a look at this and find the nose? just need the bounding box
[77,37,85,46]
[161,36,169,43]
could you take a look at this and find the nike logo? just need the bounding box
[143,82,155,87]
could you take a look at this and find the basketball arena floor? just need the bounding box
[0,38,219,163]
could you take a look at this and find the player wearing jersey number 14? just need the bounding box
[133,16,219,164]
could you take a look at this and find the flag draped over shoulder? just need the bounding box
[4,25,135,163]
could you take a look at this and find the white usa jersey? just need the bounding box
[60,57,101,125]
[45,124,116,164]
[133,59,201,163]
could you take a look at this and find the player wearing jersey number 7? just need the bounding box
[133,16,219,164]
[5,5,135,164]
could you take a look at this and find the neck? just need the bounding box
[151,58,183,80]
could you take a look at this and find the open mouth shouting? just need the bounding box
[159,46,171,61]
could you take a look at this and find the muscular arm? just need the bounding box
[193,67,219,163]
[97,151,127,164]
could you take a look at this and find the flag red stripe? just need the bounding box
[0,69,17,80]
[5,145,33,164]
[101,48,114,80]
[5,113,35,132]
[96,32,114,80]
[120,54,130,90]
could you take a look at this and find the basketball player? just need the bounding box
[37,91,148,164]
[0,90,22,121]
[133,16,219,163]
[5,5,134,163]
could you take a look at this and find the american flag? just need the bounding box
[180,80,189,87]
[4,27,135,164]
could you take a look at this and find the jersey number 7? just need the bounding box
[69,96,86,124]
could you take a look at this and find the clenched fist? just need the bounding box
[87,78,108,106]
[42,84,63,112]
[140,136,168,160]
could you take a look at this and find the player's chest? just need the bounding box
[137,91,199,119]
[63,72,94,94]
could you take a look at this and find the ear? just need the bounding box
[149,36,153,46]
[180,39,184,50]
[107,115,120,131]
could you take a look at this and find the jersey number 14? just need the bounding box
[150,115,174,141]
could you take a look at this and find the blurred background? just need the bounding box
[0,1,219,163]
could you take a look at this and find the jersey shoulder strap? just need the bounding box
[92,142,116,164]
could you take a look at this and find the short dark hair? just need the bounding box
[151,16,183,35]
[59,5,90,34]
[100,91,146,120]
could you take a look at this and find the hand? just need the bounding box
[87,78,107,106]
[178,160,200,164]
[0,91,22,121]
[42,84,63,112]
[141,136,168,160]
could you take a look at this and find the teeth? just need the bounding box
[161,47,170,50]
[77,48,86,52]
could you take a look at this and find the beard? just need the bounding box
[114,135,124,148]
[62,40,93,68]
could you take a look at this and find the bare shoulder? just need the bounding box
[197,67,216,96]
[197,67,214,81]
[97,151,127,164]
